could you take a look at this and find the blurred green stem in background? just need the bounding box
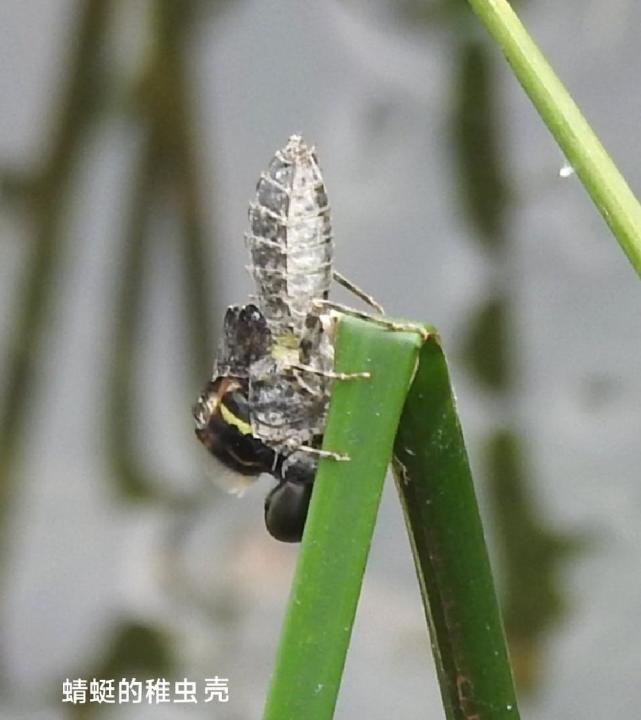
[453,33,583,691]
[0,0,110,546]
[466,0,641,277]
[107,124,164,499]
[0,0,112,689]
[108,0,218,500]
[148,0,218,380]
[485,430,585,689]
[453,40,508,252]
[0,0,222,700]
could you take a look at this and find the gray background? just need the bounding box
[1,1,640,718]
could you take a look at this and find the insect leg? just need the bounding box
[286,363,371,380]
[333,270,385,314]
[297,445,351,462]
[312,299,430,340]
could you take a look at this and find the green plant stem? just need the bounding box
[263,316,424,720]
[466,0,641,277]
[393,335,519,719]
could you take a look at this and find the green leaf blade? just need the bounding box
[263,315,424,720]
[393,335,520,720]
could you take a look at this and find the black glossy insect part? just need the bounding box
[264,481,313,543]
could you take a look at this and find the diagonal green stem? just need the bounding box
[466,0,641,277]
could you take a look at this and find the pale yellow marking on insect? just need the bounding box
[273,331,300,350]
[219,404,252,436]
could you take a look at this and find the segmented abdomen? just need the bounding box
[245,135,332,339]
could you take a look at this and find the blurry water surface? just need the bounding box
[1,1,640,718]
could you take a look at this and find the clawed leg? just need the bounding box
[313,299,430,341]
[297,445,351,462]
[333,270,385,314]
[285,362,371,380]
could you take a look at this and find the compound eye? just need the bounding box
[264,482,313,543]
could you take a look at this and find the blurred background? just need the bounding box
[1,1,640,718]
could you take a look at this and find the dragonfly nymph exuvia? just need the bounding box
[193,135,382,542]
